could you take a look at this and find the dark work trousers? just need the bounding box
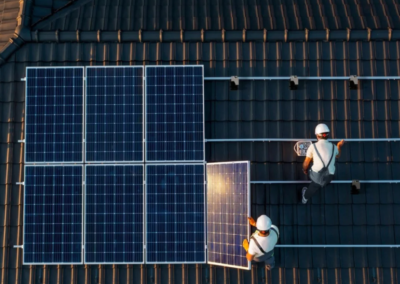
[304,175,334,200]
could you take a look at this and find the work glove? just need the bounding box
[248,217,256,227]
[242,239,249,252]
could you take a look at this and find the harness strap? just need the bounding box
[250,236,266,254]
[313,143,335,169]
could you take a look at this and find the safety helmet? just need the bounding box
[256,215,272,231]
[315,123,330,135]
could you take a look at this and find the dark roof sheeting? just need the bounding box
[36,0,400,32]
[1,40,400,283]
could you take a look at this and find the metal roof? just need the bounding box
[1,0,400,283]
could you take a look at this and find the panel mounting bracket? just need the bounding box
[21,78,26,81]
[18,139,25,143]
[16,182,24,185]
[14,245,23,249]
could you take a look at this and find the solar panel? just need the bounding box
[86,67,144,162]
[85,165,144,264]
[146,164,206,263]
[145,66,204,162]
[25,67,84,163]
[206,161,250,270]
[23,166,83,264]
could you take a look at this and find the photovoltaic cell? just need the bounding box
[86,67,143,162]
[23,166,83,264]
[146,66,204,162]
[85,165,144,264]
[146,164,206,263]
[25,67,84,163]
[206,161,250,270]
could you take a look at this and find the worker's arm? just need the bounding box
[302,157,312,175]
[336,140,345,158]
[246,252,255,261]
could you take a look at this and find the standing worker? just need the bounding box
[302,123,345,204]
[242,215,279,270]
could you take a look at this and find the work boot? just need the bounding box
[302,187,308,204]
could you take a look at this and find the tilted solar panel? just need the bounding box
[25,67,84,163]
[146,164,206,263]
[23,166,83,264]
[206,161,250,270]
[86,67,144,162]
[145,66,204,162]
[85,165,144,264]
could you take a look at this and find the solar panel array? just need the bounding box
[25,67,84,163]
[146,164,206,263]
[24,65,208,265]
[86,67,144,162]
[206,162,250,270]
[145,66,204,162]
[24,166,83,264]
[85,165,144,263]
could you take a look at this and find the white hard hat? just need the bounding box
[256,215,272,231]
[315,123,330,135]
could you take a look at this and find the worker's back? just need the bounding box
[306,140,339,175]
[248,225,279,259]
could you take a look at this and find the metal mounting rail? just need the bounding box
[251,180,400,184]
[205,138,400,142]
[275,245,400,248]
[204,76,400,81]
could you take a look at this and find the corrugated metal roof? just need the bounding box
[1,1,400,283]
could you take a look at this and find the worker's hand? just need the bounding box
[242,239,249,252]
[337,140,345,147]
[248,217,256,226]
[303,169,308,175]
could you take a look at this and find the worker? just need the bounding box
[242,215,279,270]
[302,123,345,204]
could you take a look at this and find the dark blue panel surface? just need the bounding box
[146,164,205,263]
[23,166,82,264]
[86,67,143,162]
[206,162,250,269]
[146,66,204,161]
[25,67,84,163]
[85,165,143,263]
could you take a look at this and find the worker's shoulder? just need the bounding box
[271,225,279,236]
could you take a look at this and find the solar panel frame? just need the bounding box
[85,66,144,163]
[23,165,84,265]
[24,67,85,164]
[144,65,205,163]
[206,161,251,270]
[84,164,145,264]
[145,163,207,264]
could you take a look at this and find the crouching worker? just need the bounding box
[242,215,279,270]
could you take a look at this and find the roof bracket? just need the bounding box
[326,28,330,41]
[347,28,351,41]
[180,29,184,43]
[263,29,267,42]
[388,27,392,41]
[97,30,101,42]
[139,29,142,42]
[367,27,371,41]
[305,28,309,42]
[20,78,26,82]
[242,29,246,42]
[284,29,288,42]
[159,29,163,42]
[76,30,80,42]
[221,29,225,42]
[16,182,24,185]
[18,139,25,143]
[13,245,23,249]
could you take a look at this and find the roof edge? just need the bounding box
[0,28,397,67]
